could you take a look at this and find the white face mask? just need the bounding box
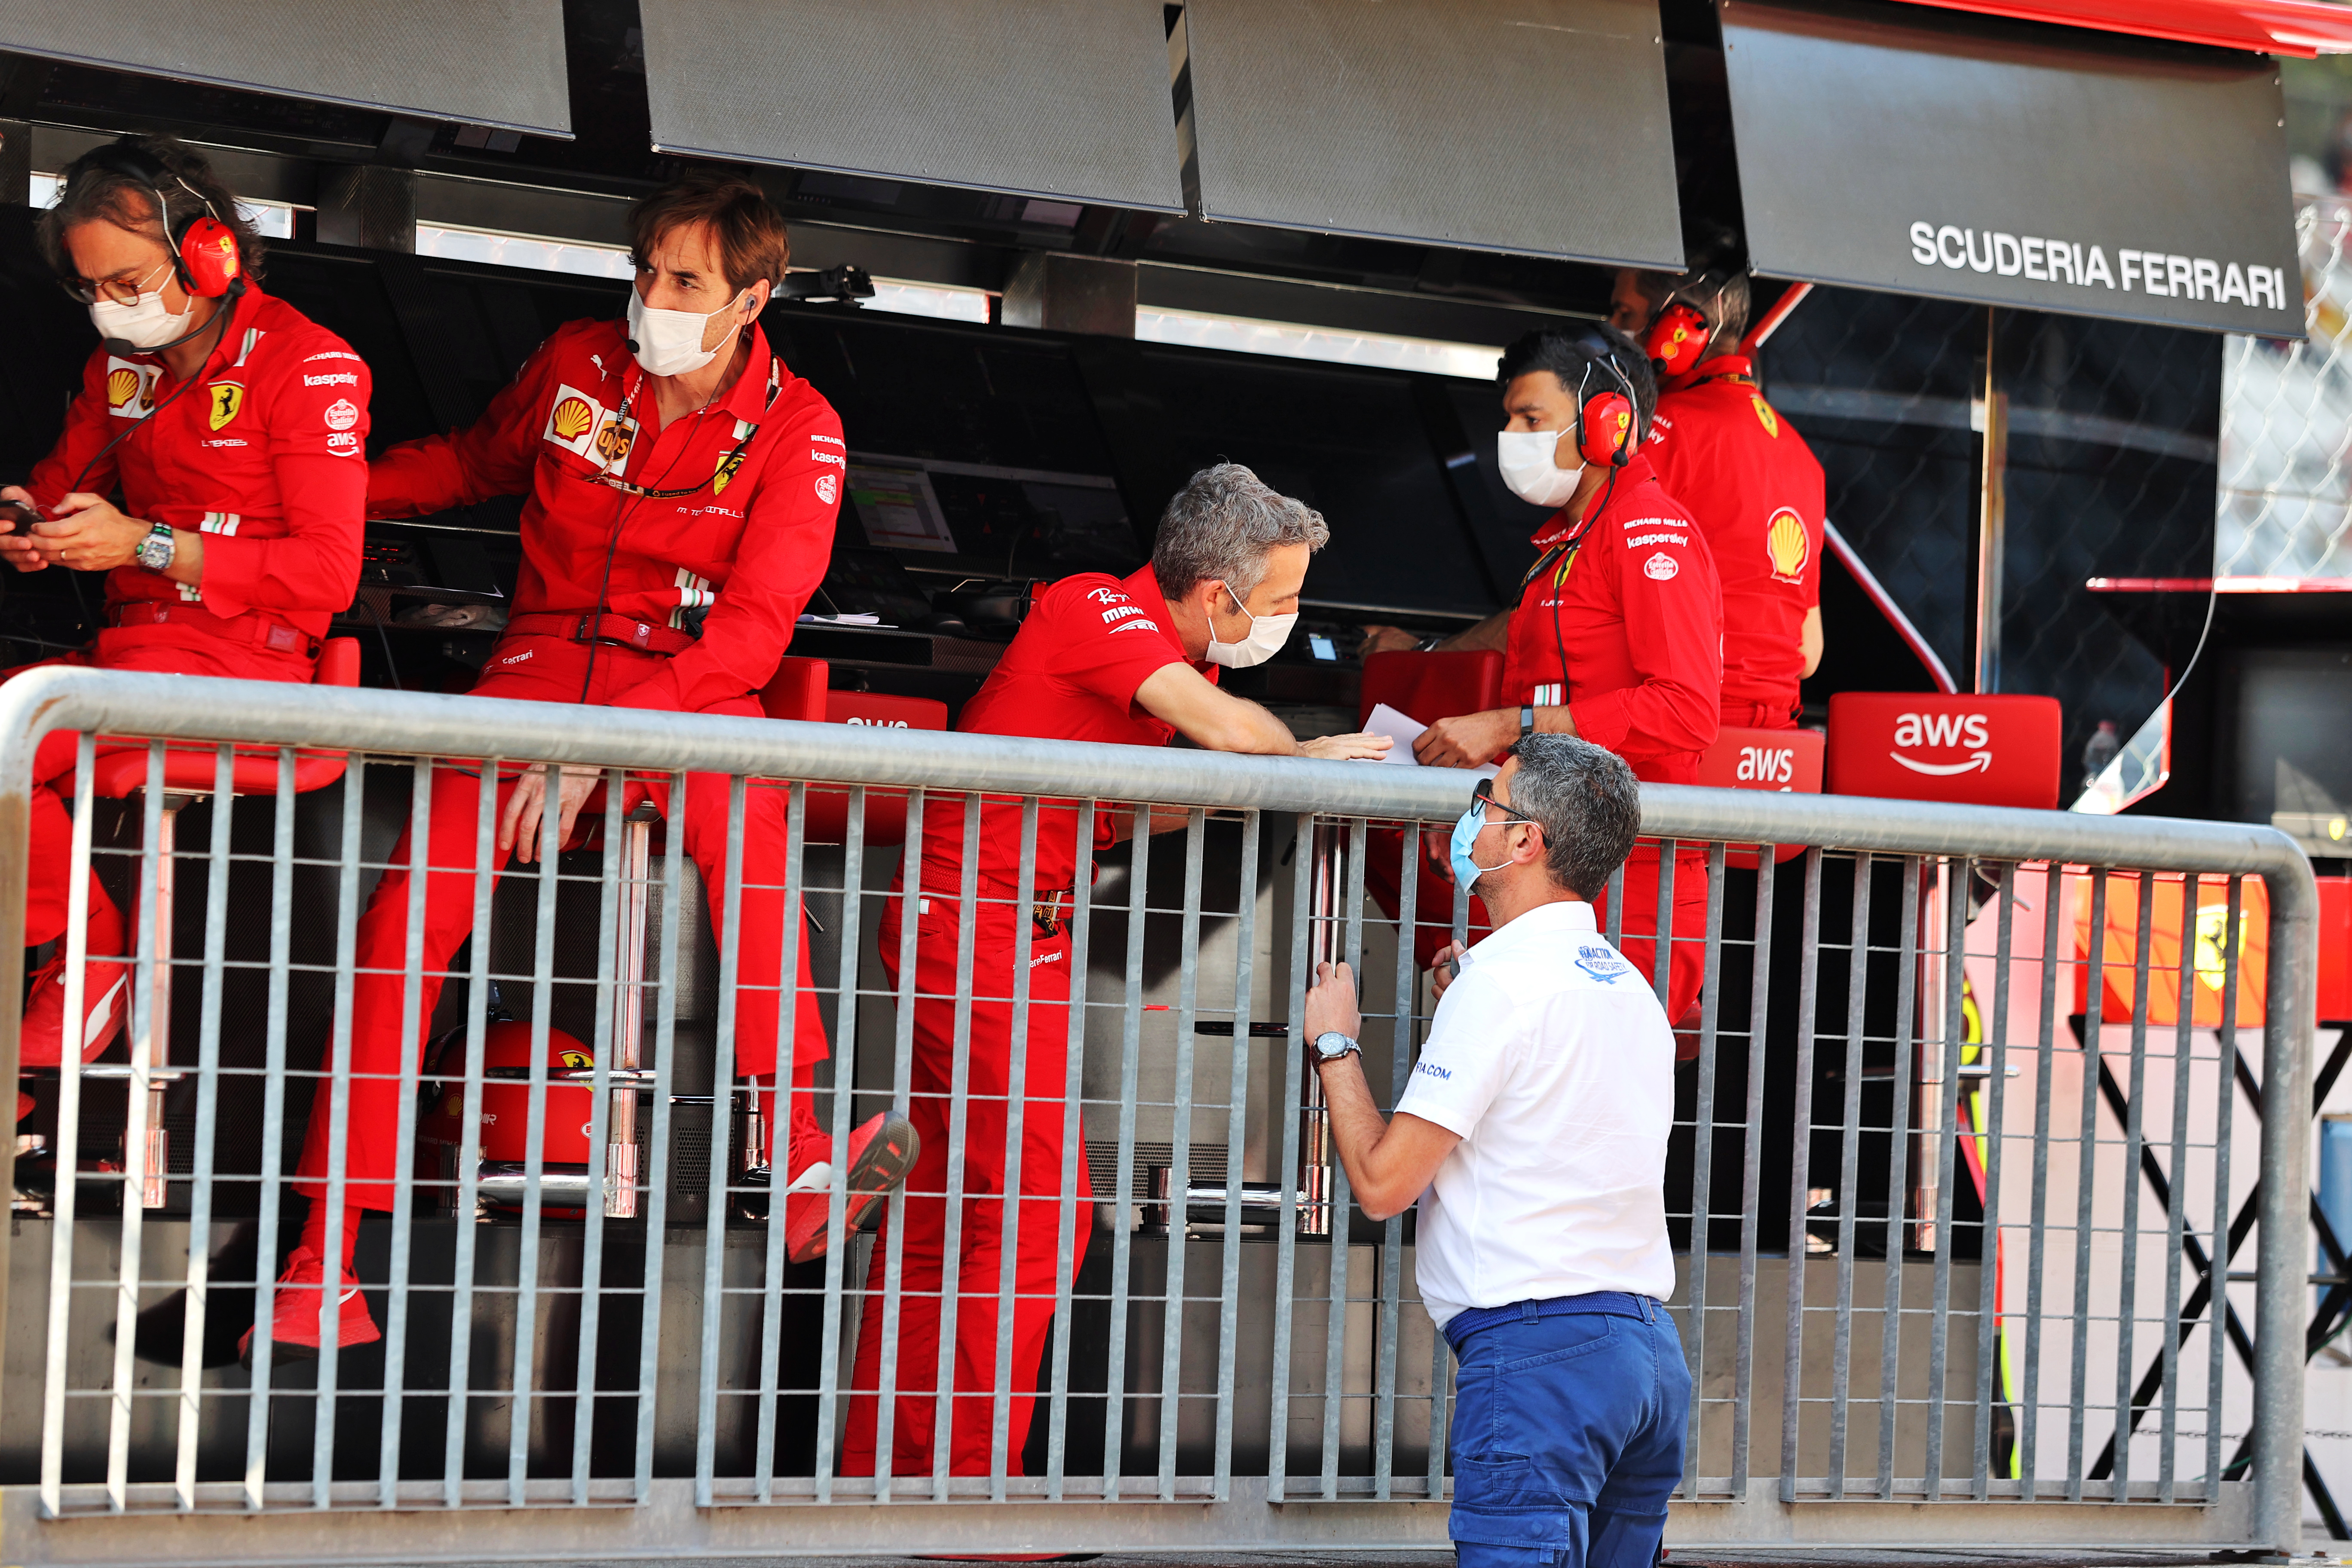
[89,260,199,351]
[626,286,748,378]
[1204,583,1298,669]
[1497,427,1583,508]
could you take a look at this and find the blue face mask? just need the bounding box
[1449,803,1508,891]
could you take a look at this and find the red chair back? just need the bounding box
[1825,692,2062,810]
[760,656,829,723]
[1358,649,1504,728]
[808,690,951,846]
[1695,724,1825,866]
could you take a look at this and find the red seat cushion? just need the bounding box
[1358,649,1504,728]
[84,637,364,799]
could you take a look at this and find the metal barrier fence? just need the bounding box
[0,667,2316,1562]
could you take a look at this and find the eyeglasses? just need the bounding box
[66,257,173,308]
[1470,776,1538,827]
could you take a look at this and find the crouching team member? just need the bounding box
[844,464,1388,1476]
[1409,327,1721,1026]
[1611,251,1825,729]
[1305,736,1687,1568]
[0,135,367,1075]
[255,172,912,1354]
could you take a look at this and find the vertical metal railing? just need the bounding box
[0,668,2317,1557]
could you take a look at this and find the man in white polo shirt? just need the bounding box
[1302,733,1688,1568]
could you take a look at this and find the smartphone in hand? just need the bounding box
[0,501,38,536]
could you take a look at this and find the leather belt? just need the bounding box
[106,600,317,657]
[1033,888,1074,937]
[505,610,696,656]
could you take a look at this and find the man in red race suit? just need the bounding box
[842,464,1388,1477]
[1608,256,1825,729]
[1406,327,1723,1026]
[0,135,367,1076]
[256,172,913,1355]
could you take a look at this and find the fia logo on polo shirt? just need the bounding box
[1575,944,1630,983]
[544,386,605,456]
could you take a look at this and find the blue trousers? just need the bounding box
[1447,1297,1691,1568]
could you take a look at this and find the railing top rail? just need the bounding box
[0,666,2317,891]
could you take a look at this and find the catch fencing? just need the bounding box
[0,667,2317,1562]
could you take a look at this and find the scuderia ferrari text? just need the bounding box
[1908,221,2288,309]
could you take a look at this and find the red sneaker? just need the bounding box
[238,1245,380,1363]
[784,1112,919,1265]
[20,901,130,1070]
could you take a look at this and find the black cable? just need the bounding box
[576,388,712,707]
[361,592,404,691]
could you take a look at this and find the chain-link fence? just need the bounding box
[2220,198,2352,583]
[1761,291,2218,802]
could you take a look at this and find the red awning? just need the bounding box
[1891,0,2352,57]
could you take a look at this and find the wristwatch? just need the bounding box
[1312,1031,1361,1065]
[135,522,175,574]
[1519,705,1537,744]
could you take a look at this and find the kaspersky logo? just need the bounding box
[1891,710,1991,776]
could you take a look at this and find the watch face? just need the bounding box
[1315,1031,1355,1060]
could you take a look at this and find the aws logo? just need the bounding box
[1891,710,1992,776]
[1735,745,1798,787]
[843,716,911,728]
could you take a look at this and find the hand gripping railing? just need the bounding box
[0,666,2317,1559]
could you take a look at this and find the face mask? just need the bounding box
[1449,802,1511,891]
[1204,584,1298,669]
[626,287,747,378]
[89,261,199,351]
[1497,428,1583,508]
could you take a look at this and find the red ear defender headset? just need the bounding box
[1571,337,1640,469]
[1643,300,1711,380]
[64,140,245,303]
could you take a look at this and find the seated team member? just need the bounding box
[843,463,1388,1476]
[1403,327,1721,1026]
[0,134,368,1073]
[255,171,913,1354]
[1609,251,1825,729]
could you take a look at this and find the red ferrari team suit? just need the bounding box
[1642,355,1824,730]
[1501,453,1723,1024]
[844,564,1204,1476]
[291,316,842,1209]
[12,282,368,1063]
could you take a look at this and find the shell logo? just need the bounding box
[551,396,594,441]
[106,367,141,410]
[1752,395,1780,438]
[1766,507,1810,582]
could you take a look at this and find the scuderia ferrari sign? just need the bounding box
[1720,0,2303,337]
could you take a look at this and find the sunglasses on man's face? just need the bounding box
[1470,777,1538,827]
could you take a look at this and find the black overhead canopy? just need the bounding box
[1182,0,1684,268]
[637,0,1185,214]
[0,0,572,138]
[1719,0,2301,335]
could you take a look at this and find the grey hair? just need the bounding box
[1507,734,1642,900]
[1151,462,1329,600]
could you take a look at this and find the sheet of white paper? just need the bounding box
[1363,701,1501,778]
[1366,701,1425,764]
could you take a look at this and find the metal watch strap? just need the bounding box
[1520,704,1536,742]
